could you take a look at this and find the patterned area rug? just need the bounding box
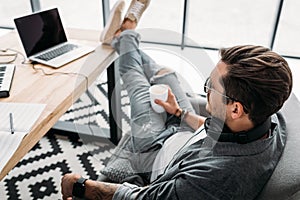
[0,132,114,200]
[0,72,130,200]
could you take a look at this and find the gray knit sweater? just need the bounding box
[113,112,286,200]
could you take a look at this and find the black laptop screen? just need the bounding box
[14,8,67,57]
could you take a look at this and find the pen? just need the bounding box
[9,112,14,134]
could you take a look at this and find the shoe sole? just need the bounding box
[125,0,150,22]
[100,0,125,43]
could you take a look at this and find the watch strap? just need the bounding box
[72,177,87,198]
[77,177,87,184]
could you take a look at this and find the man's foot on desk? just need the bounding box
[124,0,151,23]
[101,0,151,44]
[100,0,125,45]
[113,0,150,37]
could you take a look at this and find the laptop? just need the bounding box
[14,8,94,68]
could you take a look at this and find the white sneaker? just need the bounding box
[100,0,125,45]
[124,0,151,23]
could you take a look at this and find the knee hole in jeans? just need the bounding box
[155,68,173,76]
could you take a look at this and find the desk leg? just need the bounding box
[107,62,122,145]
[52,62,122,145]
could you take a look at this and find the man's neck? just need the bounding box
[226,118,254,133]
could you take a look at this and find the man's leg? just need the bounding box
[110,29,178,182]
[102,0,193,181]
[112,30,169,152]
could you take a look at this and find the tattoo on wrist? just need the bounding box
[90,182,118,200]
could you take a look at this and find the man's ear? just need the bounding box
[230,102,244,119]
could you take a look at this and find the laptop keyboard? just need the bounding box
[36,44,78,61]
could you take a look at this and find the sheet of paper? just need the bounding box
[0,102,46,173]
[0,131,27,173]
[0,102,46,132]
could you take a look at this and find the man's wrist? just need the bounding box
[175,108,182,117]
[175,108,188,120]
[84,180,120,200]
[84,179,97,199]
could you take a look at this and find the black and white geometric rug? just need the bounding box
[0,131,113,200]
[0,71,131,200]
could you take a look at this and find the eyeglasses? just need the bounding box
[204,77,249,113]
[203,77,235,100]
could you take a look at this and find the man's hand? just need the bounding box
[61,173,81,200]
[155,88,180,115]
[61,173,120,200]
[155,87,206,130]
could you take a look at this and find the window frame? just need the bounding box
[3,0,298,59]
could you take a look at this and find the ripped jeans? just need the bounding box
[105,30,196,183]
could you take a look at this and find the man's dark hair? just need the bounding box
[220,45,293,125]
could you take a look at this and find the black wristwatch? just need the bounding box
[72,177,87,198]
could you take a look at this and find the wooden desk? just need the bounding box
[0,28,117,180]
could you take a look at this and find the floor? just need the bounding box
[0,79,119,200]
[0,131,114,200]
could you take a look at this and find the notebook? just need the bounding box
[0,102,46,173]
[14,8,94,68]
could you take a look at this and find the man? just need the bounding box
[61,0,293,199]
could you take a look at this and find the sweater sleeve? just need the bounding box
[112,182,140,200]
[113,179,180,200]
[112,173,222,200]
[112,159,250,200]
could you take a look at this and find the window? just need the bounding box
[273,0,300,57]
[0,0,32,28]
[40,0,103,30]
[109,0,185,44]
[187,0,280,48]
[1,0,300,58]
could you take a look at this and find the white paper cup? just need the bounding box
[149,84,168,113]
